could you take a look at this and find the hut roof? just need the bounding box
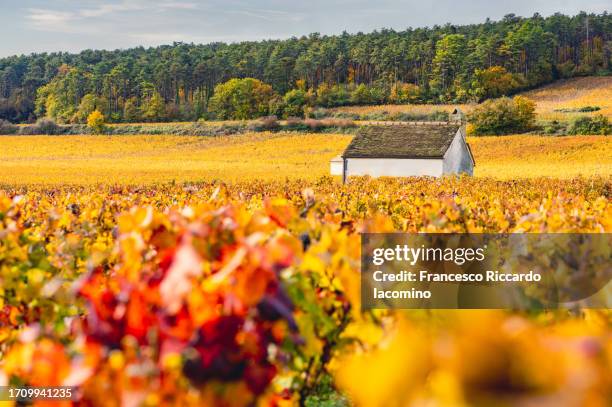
[342,124,461,159]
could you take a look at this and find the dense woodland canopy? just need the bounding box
[0,11,610,123]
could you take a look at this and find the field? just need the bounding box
[1,129,611,406]
[1,133,611,185]
[0,133,350,185]
[469,135,612,178]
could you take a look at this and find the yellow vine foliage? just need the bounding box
[0,176,610,405]
[0,133,610,185]
[521,76,612,121]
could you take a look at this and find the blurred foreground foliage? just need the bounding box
[0,176,610,406]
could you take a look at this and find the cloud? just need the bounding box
[25,1,200,32]
[27,8,76,30]
[78,3,144,18]
[77,1,199,16]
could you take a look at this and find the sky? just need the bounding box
[0,0,609,57]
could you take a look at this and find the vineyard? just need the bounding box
[520,76,612,121]
[1,3,611,405]
[1,129,612,406]
[1,134,611,185]
[1,174,611,406]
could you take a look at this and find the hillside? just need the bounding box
[324,76,612,123]
[0,12,610,123]
[520,76,612,120]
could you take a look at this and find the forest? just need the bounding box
[0,11,610,123]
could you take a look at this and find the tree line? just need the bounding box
[0,11,610,123]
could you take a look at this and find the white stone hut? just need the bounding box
[331,122,474,182]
